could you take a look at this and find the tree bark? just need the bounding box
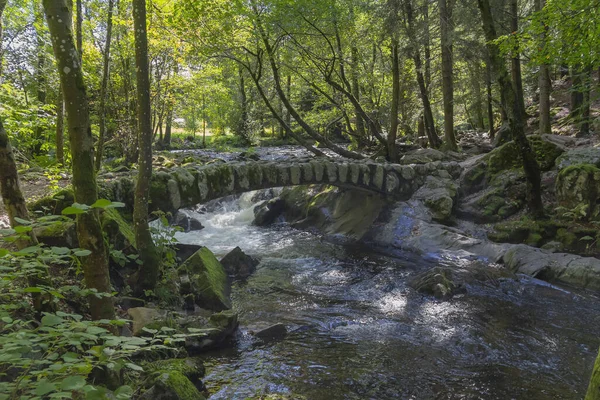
[403,0,441,148]
[388,38,400,162]
[44,0,115,320]
[95,0,114,171]
[510,0,527,117]
[478,0,544,218]
[56,86,65,165]
[538,0,551,135]
[132,0,160,291]
[76,0,82,57]
[439,0,457,150]
[486,59,495,139]
[351,45,365,139]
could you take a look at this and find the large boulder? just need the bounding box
[400,148,445,165]
[556,147,600,169]
[461,134,564,195]
[171,211,204,232]
[139,371,206,400]
[253,198,285,226]
[555,164,600,221]
[33,220,78,248]
[412,175,458,222]
[503,245,600,290]
[220,246,260,281]
[144,358,205,390]
[178,247,232,311]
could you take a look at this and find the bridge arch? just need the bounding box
[100,158,462,214]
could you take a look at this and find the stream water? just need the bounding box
[175,193,600,400]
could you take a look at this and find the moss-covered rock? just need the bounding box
[555,164,600,221]
[144,358,205,386]
[33,220,78,248]
[140,371,206,400]
[101,208,136,251]
[462,135,563,195]
[556,147,600,170]
[28,188,74,215]
[178,247,231,311]
[586,348,600,400]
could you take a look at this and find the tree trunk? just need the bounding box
[34,9,46,155]
[403,0,441,149]
[439,0,457,150]
[237,66,249,142]
[388,38,400,162]
[44,0,115,320]
[132,0,160,291]
[76,0,82,57]
[580,70,591,136]
[164,106,172,147]
[478,0,544,218]
[510,0,527,117]
[56,86,65,165]
[351,46,366,139]
[486,59,495,139]
[95,0,114,171]
[422,0,431,91]
[538,0,551,135]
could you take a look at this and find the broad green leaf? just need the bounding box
[62,352,80,362]
[91,199,112,208]
[125,362,144,372]
[14,217,32,225]
[115,385,134,399]
[60,375,86,391]
[74,249,92,257]
[35,380,57,396]
[23,287,43,293]
[51,247,71,255]
[14,225,32,233]
[41,314,64,327]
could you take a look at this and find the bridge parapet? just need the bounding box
[99,158,462,214]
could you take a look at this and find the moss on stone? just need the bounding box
[178,247,231,311]
[148,371,206,400]
[488,135,563,175]
[145,358,205,382]
[101,208,136,250]
[28,188,75,215]
[586,348,600,400]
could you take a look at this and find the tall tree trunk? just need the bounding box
[56,86,65,165]
[538,0,551,134]
[471,63,485,130]
[580,69,591,136]
[486,59,495,139]
[422,0,431,91]
[44,0,115,320]
[388,38,400,162]
[510,0,527,117]
[76,0,82,57]
[132,0,160,291]
[478,0,544,218]
[34,9,46,155]
[439,0,457,150]
[164,106,172,147]
[403,0,441,148]
[351,45,366,139]
[237,66,249,142]
[95,0,114,171]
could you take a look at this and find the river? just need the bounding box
[173,190,600,400]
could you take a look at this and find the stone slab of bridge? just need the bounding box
[99,158,463,214]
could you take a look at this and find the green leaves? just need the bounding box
[60,376,86,391]
[62,199,125,215]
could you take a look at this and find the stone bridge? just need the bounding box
[99,158,462,214]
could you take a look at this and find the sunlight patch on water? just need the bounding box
[377,291,408,314]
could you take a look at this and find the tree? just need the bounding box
[44,0,115,320]
[95,0,114,171]
[537,0,551,135]
[439,0,457,151]
[477,0,544,217]
[132,0,160,291]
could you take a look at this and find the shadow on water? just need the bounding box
[175,192,600,400]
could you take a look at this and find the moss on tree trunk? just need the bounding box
[44,0,115,321]
[133,0,161,291]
